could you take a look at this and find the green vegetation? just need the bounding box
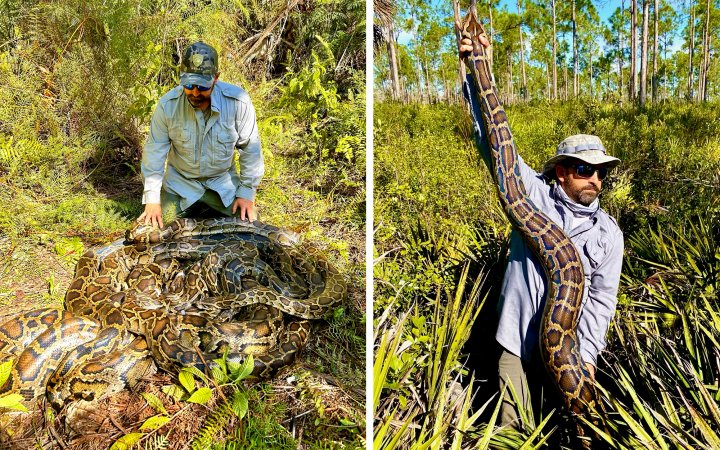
[0,0,364,447]
[374,100,720,449]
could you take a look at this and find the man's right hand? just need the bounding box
[458,37,474,58]
[137,203,163,229]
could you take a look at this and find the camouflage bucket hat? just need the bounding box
[542,134,621,177]
[179,42,218,88]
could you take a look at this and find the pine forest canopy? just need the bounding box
[376,0,718,104]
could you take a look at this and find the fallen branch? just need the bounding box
[240,0,300,64]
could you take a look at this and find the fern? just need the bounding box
[0,137,19,165]
[325,307,365,358]
[190,401,234,450]
[0,137,45,166]
[143,433,170,450]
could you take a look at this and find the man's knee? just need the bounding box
[160,190,184,222]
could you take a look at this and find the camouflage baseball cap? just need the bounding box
[179,42,218,88]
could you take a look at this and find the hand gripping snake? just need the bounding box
[458,5,605,446]
[0,218,345,419]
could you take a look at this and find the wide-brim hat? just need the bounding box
[542,134,621,177]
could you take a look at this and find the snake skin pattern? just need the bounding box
[0,218,345,414]
[459,6,603,446]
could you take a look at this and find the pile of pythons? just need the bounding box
[0,218,346,416]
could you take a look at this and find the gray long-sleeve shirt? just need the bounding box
[462,79,624,366]
[141,80,264,210]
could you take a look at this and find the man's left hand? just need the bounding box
[585,363,596,380]
[232,197,256,222]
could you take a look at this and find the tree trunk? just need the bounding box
[453,0,466,104]
[572,0,579,97]
[652,0,659,102]
[442,70,449,102]
[706,36,712,100]
[517,0,528,101]
[507,52,514,104]
[421,49,432,103]
[409,14,424,104]
[701,0,711,101]
[551,0,558,100]
[663,29,668,100]
[456,65,464,104]
[699,4,706,100]
[386,24,400,101]
[546,62,551,98]
[607,67,612,99]
[640,0,649,106]
[489,1,495,82]
[698,49,705,101]
[563,59,568,101]
[619,0,625,101]
[630,0,637,101]
[688,1,695,101]
[589,52,594,99]
[414,66,424,102]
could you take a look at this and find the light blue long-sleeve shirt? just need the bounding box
[141,80,264,210]
[462,77,624,366]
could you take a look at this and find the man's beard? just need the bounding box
[574,185,599,206]
[187,95,206,106]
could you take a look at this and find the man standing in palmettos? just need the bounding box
[458,36,624,428]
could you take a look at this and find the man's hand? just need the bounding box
[585,363,596,380]
[454,21,490,59]
[138,203,163,229]
[232,198,256,222]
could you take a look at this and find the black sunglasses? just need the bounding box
[567,164,609,180]
[183,84,212,91]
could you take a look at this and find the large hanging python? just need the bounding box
[0,218,345,419]
[458,4,604,446]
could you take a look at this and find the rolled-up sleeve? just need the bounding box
[141,104,171,204]
[232,97,264,201]
[578,227,624,366]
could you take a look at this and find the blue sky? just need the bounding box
[495,0,621,22]
[396,1,683,52]
[397,0,624,47]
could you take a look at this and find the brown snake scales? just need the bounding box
[0,217,346,419]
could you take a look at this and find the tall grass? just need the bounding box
[374,266,488,449]
[601,218,720,449]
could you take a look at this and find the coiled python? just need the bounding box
[0,218,345,415]
[458,5,603,446]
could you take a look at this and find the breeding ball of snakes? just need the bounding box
[0,217,346,415]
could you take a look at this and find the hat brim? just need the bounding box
[179,72,214,88]
[542,150,621,176]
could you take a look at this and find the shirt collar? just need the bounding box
[553,183,599,218]
[210,82,222,113]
